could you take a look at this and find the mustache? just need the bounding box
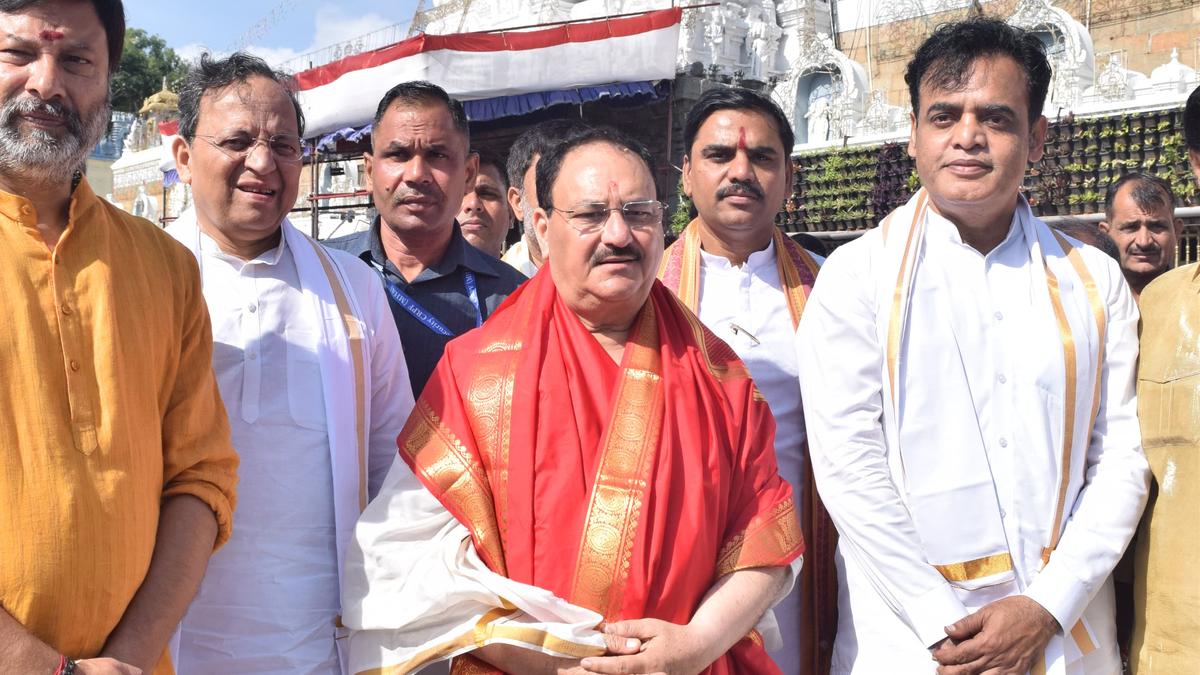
[716,182,763,200]
[590,243,642,266]
[1129,244,1162,255]
[0,95,83,136]
[390,186,439,205]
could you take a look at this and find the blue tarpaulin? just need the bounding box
[307,80,664,150]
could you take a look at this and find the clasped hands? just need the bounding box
[930,596,1060,675]
[567,618,719,675]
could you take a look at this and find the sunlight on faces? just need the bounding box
[535,141,663,325]
[174,76,301,247]
[683,108,792,237]
[0,0,111,184]
[509,155,548,257]
[459,161,511,257]
[907,55,1047,224]
[1102,184,1181,277]
[364,103,476,239]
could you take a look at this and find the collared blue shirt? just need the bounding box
[325,219,526,396]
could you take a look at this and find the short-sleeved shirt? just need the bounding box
[0,178,238,666]
[325,219,526,396]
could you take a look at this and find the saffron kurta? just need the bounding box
[0,179,238,674]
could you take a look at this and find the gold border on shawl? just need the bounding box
[715,497,804,577]
[356,603,604,675]
[1070,619,1097,655]
[885,190,928,402]
[308,239,370,511]
[568,305,665,619]
[464,294,532,551]
[773,228,819,329]
[676,222,703,312]
[402,401,507,574]
[668,292,752,384]
[933,553,1014,582]
[1043,233,1108,564]
[1040,257,1078,566]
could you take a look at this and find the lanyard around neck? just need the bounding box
[371,259,482,337]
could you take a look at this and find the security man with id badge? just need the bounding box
[327,81,526,396]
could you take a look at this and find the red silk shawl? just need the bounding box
[398,268,804,674]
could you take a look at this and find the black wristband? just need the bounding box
[61,658,76,675]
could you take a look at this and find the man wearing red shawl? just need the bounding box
[341,127,804,675]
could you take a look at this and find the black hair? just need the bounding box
[372,80,469,149]
[1051,219,1120,262]
[1104,172,1176,221]
[474,148,508,189]
[505,119,591,189]
[905,17,1051,125]
[1186,85,1200,152]
[535,126,656,211]
[683,85,794,157]
[178,52,304,142]
[0,0,125,72]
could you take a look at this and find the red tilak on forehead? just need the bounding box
[737,128,747,150]
[39,30,64,42]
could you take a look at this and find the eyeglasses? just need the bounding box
[193,133,304,164]
[550,200,665,234]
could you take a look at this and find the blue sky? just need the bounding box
[124,0,420,69]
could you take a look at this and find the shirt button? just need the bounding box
[247,350,258,361]
[998,374,1007,384]
[61,304,72,316]
[19,205,32,216]
[999,437,1008,448]
[248,303,257,313]
[1000,508,1008,518]
[994,311,1004,321]
[69,359,80,372]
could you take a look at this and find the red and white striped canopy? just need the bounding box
[294,8,683,137]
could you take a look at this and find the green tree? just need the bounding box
[110,28,189,113]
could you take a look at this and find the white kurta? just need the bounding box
[796,207,1148,674]
[696,240,819,675]
[169,219,416,674]
[500,237,538,277]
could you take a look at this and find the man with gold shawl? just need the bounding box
[658,86,830,675]
[342,126,803,674]
[797,19,1148,675]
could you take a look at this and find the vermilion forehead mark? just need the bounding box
[737,127,748,150]
[40,30,64,42]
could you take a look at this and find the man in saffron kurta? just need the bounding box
[343,127,803,675]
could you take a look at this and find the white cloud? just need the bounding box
[175,42,210,64]
[245,45,303,67]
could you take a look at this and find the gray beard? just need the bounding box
[0,95,111,185]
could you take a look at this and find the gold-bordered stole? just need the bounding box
[306,238,369,511]
[462,287,535,554]
[715,497,805,577]
[773,227,820,330]
[401,400,507,576]
[568,302,666,619]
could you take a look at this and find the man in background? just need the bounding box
[326,81,524,397]
[501,118,589,276]
[1099,172,1183,300]
[459,149,513,258]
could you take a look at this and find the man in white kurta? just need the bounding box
[165,54,415,674]
[797,18,1148,675]
[658,86,825,675]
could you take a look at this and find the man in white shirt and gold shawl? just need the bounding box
[165,52,416,674]
[658,86,830,675]
[797,18,1149,675]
